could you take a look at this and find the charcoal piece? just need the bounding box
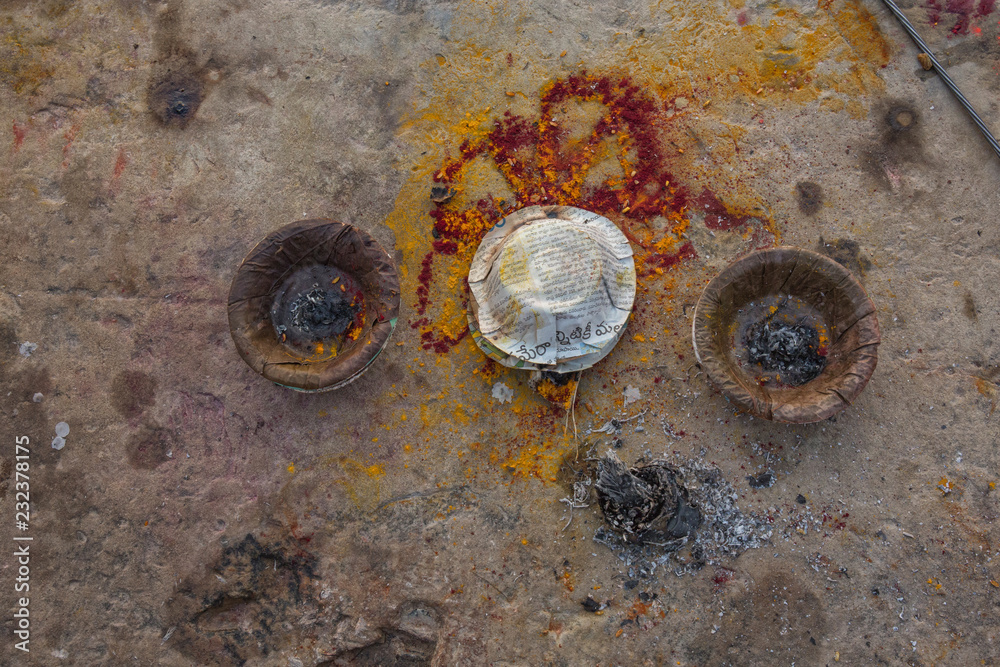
[430,185,456,203]
[665,497,701,538]
[593,456,771,578]
[540,370,575,386]
[595,451,657,532]
[746,472,776,489]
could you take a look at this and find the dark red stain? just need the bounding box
[925,0,995,34]
[713,567,734,589]
[286,516,315,546]
[736,10,748,25]
[431,72,691,245]
[419,326,468,353]
[110,147,129,194]
[821,510,848,531]
[62,123,81,169]
[695,188,754,231]
[416,253,434,316]
[12,121,27,152]
[647,241,697,270]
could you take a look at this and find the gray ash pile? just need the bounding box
[744,319,825,386]
[593,451,771,577]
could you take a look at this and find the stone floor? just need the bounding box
[2,0,999,664]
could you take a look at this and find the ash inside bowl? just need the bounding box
[271,265,365,357]
[287,288,356,338]
[745,319,825,386]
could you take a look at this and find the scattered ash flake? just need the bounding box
[491,382,514,404]
[592,418,623,436]
[559,479,593,531]
[781,507,823,539]
[19,342,37,357]
[561,479,592,509]
[624,385,641,407]
[661,418,683,440]
[592,451,771,577]
[589,408,647,436]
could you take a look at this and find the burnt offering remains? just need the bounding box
[289,287,355,335]
[228,219,401,391]
[595,451,701,545]
[592,451,770,576]
[745,318,826,386]
[270,265,364,357]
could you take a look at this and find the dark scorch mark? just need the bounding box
[795,181,823,215]
[148,73,204,128]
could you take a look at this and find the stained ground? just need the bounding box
[2,0,1000,665]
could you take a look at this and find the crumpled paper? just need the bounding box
[468,205,635,372]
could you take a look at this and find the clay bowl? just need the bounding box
[692,246,879,423]
[228,219,400,392]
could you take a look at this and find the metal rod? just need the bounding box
[881,0,1000,161]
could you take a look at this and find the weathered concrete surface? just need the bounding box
[1,0,999,664]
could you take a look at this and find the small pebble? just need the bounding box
[52,436,66,450]
[32,393,44,403]
[19,342,38,357]
[55,421,70,438]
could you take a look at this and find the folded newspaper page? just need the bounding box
[467,205,636,372]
